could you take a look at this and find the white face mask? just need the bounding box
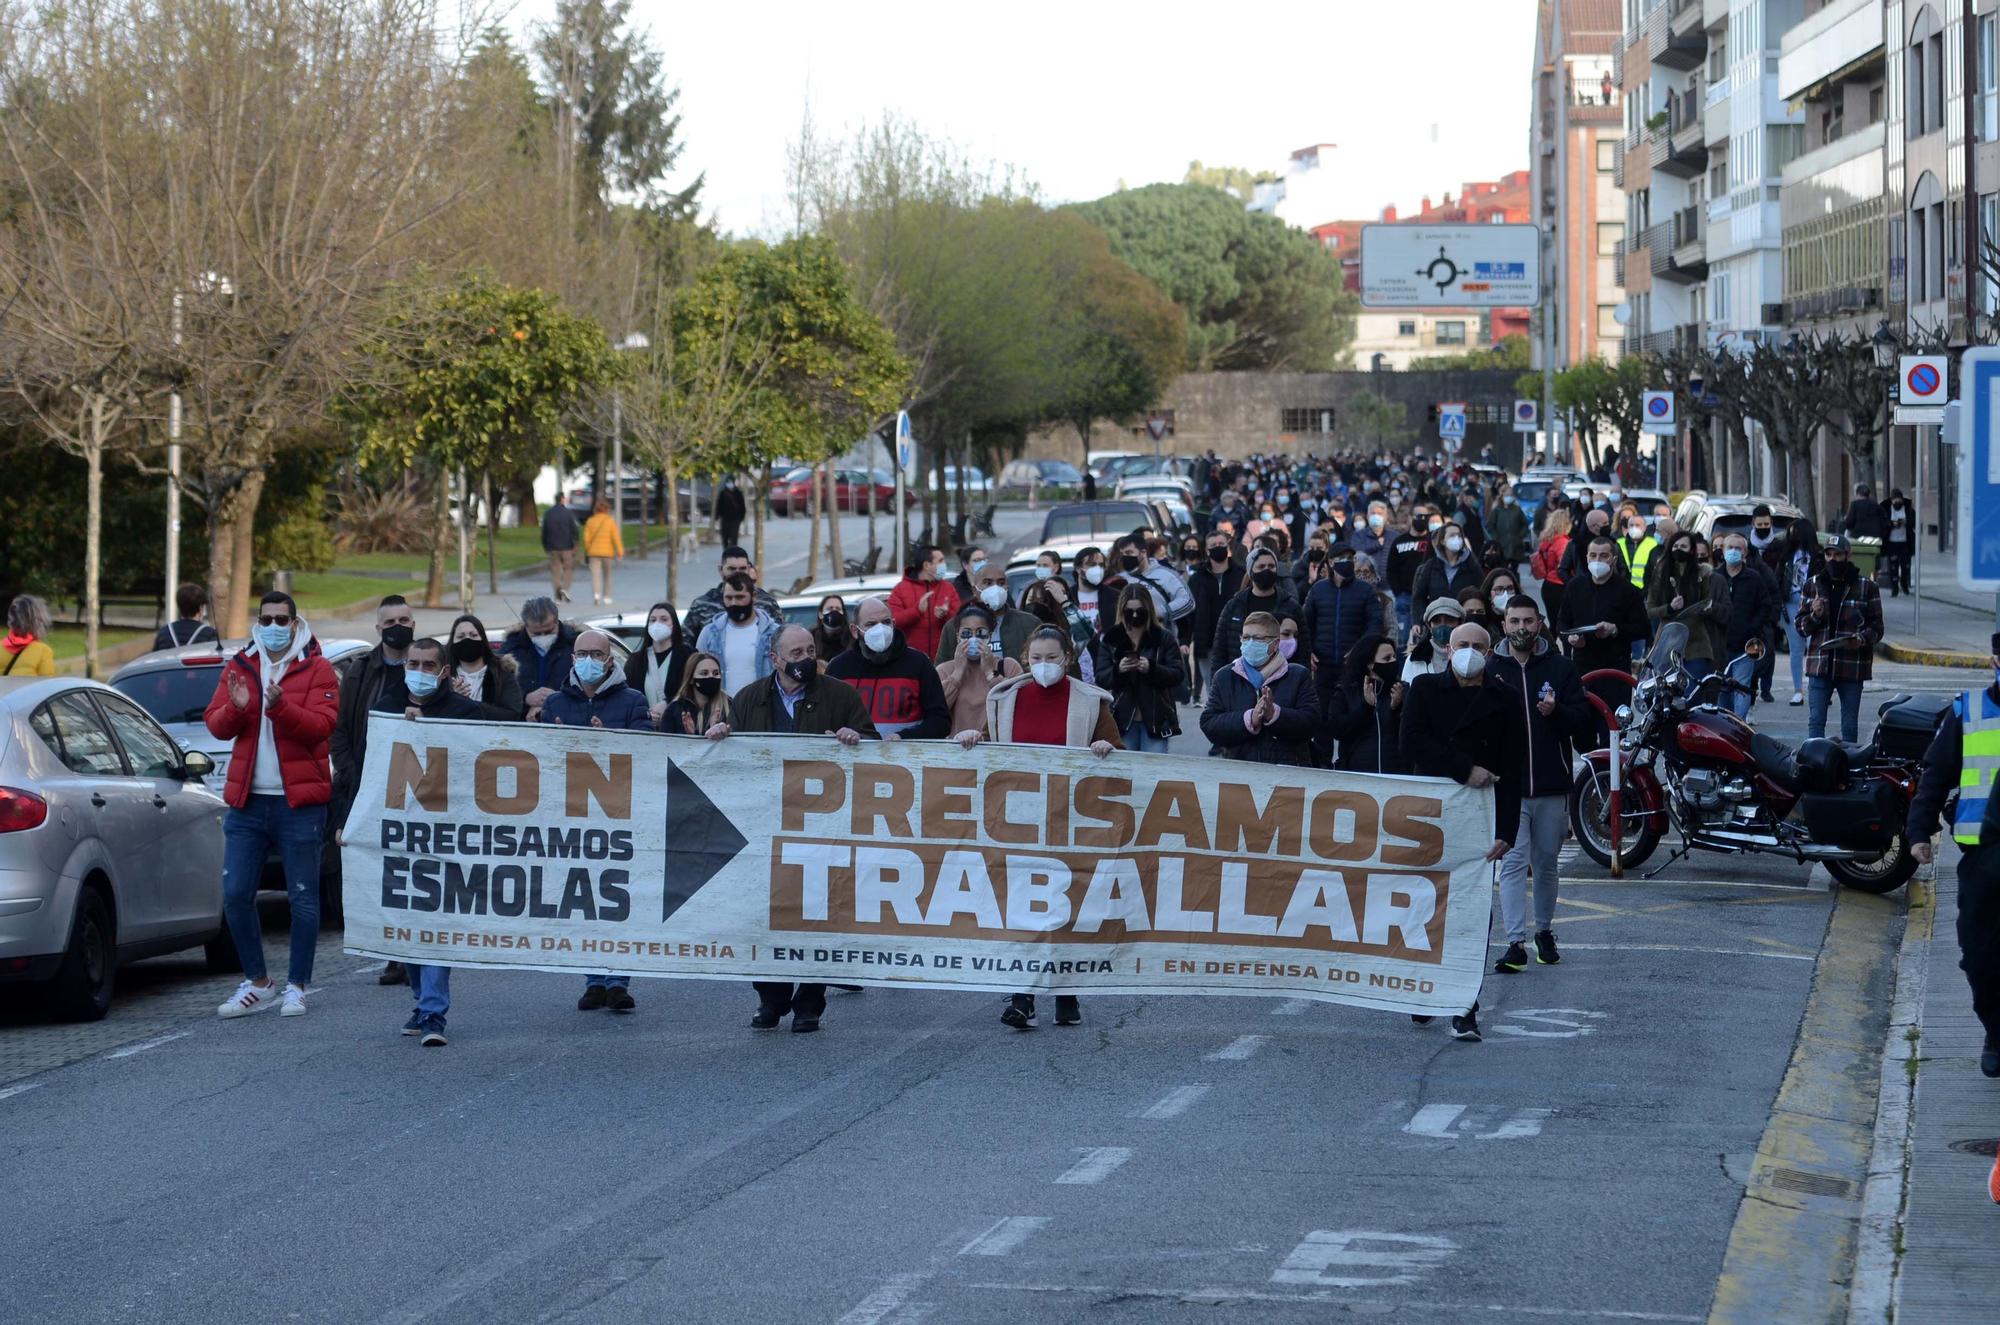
[979,584,1007,610]
[647,621,674,645]
[1588,559,1614,581]
[1082,566,1104,586]
[1491,590,1513,611]
[1030,661,1065,688]
[1444,535,1465,555]
[1369,513,1385,529]
[528,630,557,654]
[862,622,894,653]
[1450,646,1487,679]
[1034,565,1055,580]
[1627,524,1646,540]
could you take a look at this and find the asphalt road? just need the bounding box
[0,660,1962,1324]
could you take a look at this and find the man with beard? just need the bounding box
[1795,536,1883,741]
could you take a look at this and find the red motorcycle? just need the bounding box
[1567,622,1941,894]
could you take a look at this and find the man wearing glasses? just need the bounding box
[205,591,341,1020]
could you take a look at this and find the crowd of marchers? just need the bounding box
[181,447,1888,1047]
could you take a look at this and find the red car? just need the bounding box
[767,467,905,517]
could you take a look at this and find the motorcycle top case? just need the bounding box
[1798,780,1904,850]
[1874,694,1952,762]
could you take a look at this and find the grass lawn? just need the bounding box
[283,573,412,616]
[45,625,149,660]
[329,522,656,578]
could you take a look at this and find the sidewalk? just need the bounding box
[1875,553,1995,667]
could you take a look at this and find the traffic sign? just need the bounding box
[894,409,912,471]
[1896,354,1948,425]
[1360,224,1543,307]
[1641,391,1676,436]
[1958,348,2000,590]
[1512,400,1538,434]
[1437,402,1467,444]
[1146,415,1170,441]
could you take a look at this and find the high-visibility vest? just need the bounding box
[1952,687,2000,845]
[1619,536,1658,588]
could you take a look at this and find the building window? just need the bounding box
[1597,305,1621,337]
[1910,38,1927,134]
[1598,221,1625,255]
[1596,138,1616,171]
[1911,209,1928,301]
[1982,16,1998,142]
[1983,194,1999,314]
[1279,407,1336,435]
[1397,320,1416,337]
[1933,33,1947,132]
[1435,321,1467,346]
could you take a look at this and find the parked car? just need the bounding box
[566,473,710,523]
[998,458,1084,490]
[0,677,230,1020]
[1114,475,1194,501]
[929,465,992,495]
[1038,501,1162,545]
[1671,491,1805,545]
[770,573,903,632]
[1512,466,1587,524]
[768,467,900,517]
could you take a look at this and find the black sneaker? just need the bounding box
[1534,930,1561,966]
[1494,942,1528,973]
[1451,1010,1482,1042]
[1410,1015,1435,1026]
[577,985,609,1011]
[1000,994,1037,1029]
[750,1006,784,1030]
[400,1009,423,1036]
[1054,996,1081,1025]
[606,986,636,1013]
[419,1015,448,1047]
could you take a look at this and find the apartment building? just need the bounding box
[1532,0,1630,367]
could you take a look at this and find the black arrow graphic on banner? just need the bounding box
[663,758,748,922]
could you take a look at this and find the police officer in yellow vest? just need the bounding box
[1614,511,1658,591]
[1908,631,2000,1081]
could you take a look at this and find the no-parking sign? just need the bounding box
[1898,354,1948,426]
[1512,400,1538,433]
[1641,391,1676,436]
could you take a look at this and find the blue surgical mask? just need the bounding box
[405,669,440,698]
[1241,639,1272,667]
[573,656,608,686]
[969,559,988,578]
[256,623,292,654]
[1723,547,1744,567]
[1033,565,1055,581]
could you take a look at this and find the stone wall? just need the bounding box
[1028,369,1535,466]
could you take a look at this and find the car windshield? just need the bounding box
[1043,505,1146,539]
[113,664,221,726]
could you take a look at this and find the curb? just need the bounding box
[1877,640,1987,667]
[1706,885,1906,1324]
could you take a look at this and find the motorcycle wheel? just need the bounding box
[1823,834,1917,895]
[1569,767,1661,870]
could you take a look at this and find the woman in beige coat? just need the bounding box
[935,602,1021,735]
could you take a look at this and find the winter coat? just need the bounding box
[1210,584,1301,669]
[683,583,783,640]
[732,672,879,738]
[933,605,1034,669]
[1399,670,1522,845]
[1645,556,1726,664]
[713,484,747,530]
[0,638,55,677]
[1795,569,1883,683]
[1489,502,1530,560]
[1554,572,1650,677]
[456,654,526,723]
[535,672,653,730]
[203,626,340,810]
[1189,562,1243,660]
[624,641,693,710]
[1713,563,1775,655]
[1486,636,1594,799]
[1200,656,1317,765]
[1844,497,1887,541]
[888,574,961,660]
[938,656,1021,735]
[582,512,624,559]
[1093,623,1185,739]
[1349,523,1392,581]
[1300,575,1381,674]
[540,503,579,552]
[824,633,951,738]
[501,622,579,701]
[984,673,1121,747]
[370,683,483,722]
[695,611,782,690]
[1327,674,1409,775]
[331,643,409,804]
[1409,551,1479,611]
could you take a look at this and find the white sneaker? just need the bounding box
[280,984,308,1017]
[218,980,282,1019]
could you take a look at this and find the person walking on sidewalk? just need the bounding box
[581,498,624,606]
[204,591,340,1020]
[1485,600,1592,973]
[1883,489,1914,596]
[1906,636,2000,1083]
[713,476,747,552]
[541,500,580,603]
[1795,535,1882,742]
[152,583,218,652]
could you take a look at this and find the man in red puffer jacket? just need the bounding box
[203,590,340,1021]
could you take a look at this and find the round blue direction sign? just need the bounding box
[1515,402,1535,421]
[1646,395,1671,417]
[1908,363,1941,398]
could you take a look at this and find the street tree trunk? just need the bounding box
[456,468,473,612]
[828,459,845,579]
[424,466,450,609]
[752,463,768,569]
[83,415,102,678]
[485,472,500,594]
[807,463,825,585]
[664,454,680,606]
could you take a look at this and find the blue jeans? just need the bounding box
[1723,653,1756,719]
[1808,676,1863,742]
[585,973,630,990]
[1682,657,1714,697]
[1782,593,1806,693]
[1123,722,1172,753]
[222,795,325,985]
[406,964,450,1018]
[1394,592,1413,643]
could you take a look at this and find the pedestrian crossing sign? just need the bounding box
[1438,403,1466,442]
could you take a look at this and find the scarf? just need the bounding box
[643,648,674,707]
[3,631,36,654]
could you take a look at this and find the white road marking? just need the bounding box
[971,1282,1700,1319]
[1271,1229,1457,1287]
[1401,1104,1469,1138]
[836,1272,931,1325]
[1138,1084,1211,1119]
[1270,998,1312,1016]
[959,1216,1049,1257]
[1054,1147,1133,1185]
[0,1082,41,1101]
[1557,942,1812,962]
[105,1031,192,1059]
[1480,1108,1556,1140]
[1490,1008,1607,1039]
[1205,1035,1269,1061]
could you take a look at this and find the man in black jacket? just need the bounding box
[713,476,747,551]
[1843,483,1887,542]
[683,546,784,638]
[1555,535,1650,679]
[1211,547,1299,669]
[1714,533,1775,719]
[1190,529,1242,701]
[541,501,580,603]
[824,596,949,739]
[1400,622,1519,1044]
[1486,600,1593,973]
[331,595,416,955]
[1409,521,1480,609]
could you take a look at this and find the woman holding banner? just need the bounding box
[955,626,1120,1030]
[658,652,730,736]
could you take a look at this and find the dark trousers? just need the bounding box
[1958,847,2000,1040]
[754,981,827,1019]
[1883,546,1912,594]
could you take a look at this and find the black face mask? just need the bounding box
[1829,559,1858,582]
[693,675,722,698]
[1182,547,1200,562]
[1124,609,1148,627]
[449,637,487,665]
[1208,547,1230,564]
[820,610,846,632]
[1332,559,1354,580]
[381,624,415,651]
[1251,568,1278,591]
[1120,553,1142,572]
[1372,660,1401,686]
[724,602,754,623]
[1673,546,1694,562]
[1307,548,1326,564]
[783,658,815,684]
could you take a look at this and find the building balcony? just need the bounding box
[1612,138,1625,189]
[1667,0,1703,42]
[1650,213,1706,284]
[1614,246,1626,286]
[1777,119,1886,194]
[1778,0,1887,102]
[1647,0,1704,71]
[1782,286,1882,323]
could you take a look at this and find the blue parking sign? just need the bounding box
[1960,348,2000,589]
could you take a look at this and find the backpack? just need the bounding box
[1532,535,1568,584]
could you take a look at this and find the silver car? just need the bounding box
[0,677,228,1020]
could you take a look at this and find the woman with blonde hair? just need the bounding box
[657,651,731,735]
[1533,506,1574,637]
[581,498,624,606]
[3,595,56,676]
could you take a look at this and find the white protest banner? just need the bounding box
[341,714,1495,1015]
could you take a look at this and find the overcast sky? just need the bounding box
[506,0,1537,235]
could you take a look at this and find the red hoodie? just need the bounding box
[888,574,960,660]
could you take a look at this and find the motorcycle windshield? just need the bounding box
[1648,621,1689,672]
